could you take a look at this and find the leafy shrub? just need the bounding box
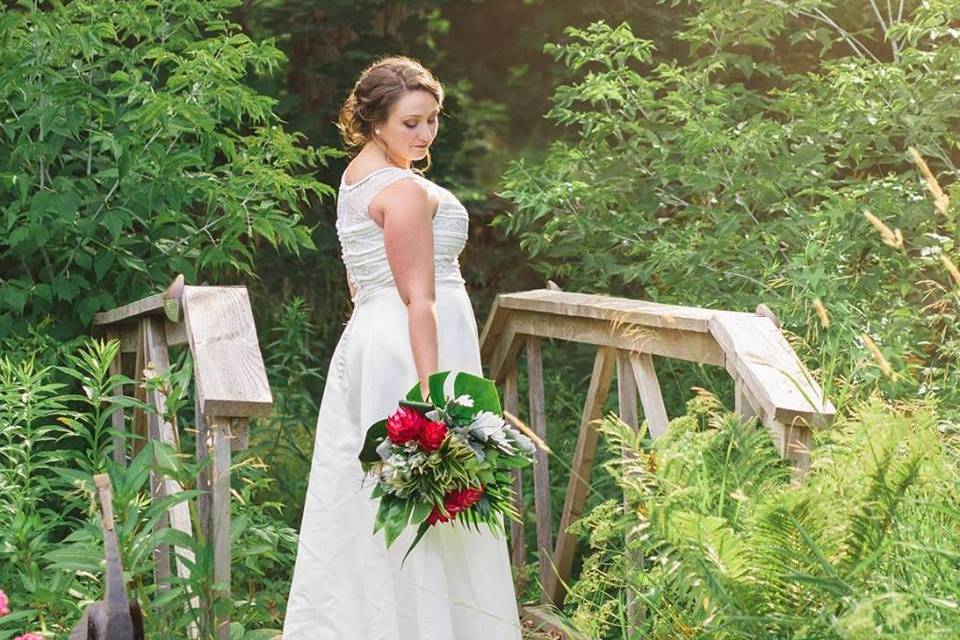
[0,338,297,638]
[0,0,337,339]
[563,394,960,639]
[495,6,960,413]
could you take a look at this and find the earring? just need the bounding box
[375,129,381,135]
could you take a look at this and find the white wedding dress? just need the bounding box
[282,166,523,639]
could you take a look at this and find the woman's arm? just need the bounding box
[380,179,438,401]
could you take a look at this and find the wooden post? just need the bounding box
[139,319,172,595]
[616,350,643,634]
[182,285,271,639]
[503,367,526,568]
[525,336,553,600]
[546,346,616,607]
[630,352,668,439]
[106,329,128,467]
[209,417,234,640]
[91,277,272,639]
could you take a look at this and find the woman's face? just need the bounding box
[375,89,440,164]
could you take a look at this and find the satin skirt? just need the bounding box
[282,281,523,639]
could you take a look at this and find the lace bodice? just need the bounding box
[335,166,468,304]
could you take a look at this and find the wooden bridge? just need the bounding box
[80,278,832,638]
[478,286,834,630]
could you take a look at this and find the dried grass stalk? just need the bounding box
[863,210,904,249]
[861,332,895,379]
[940,254,960,288]
[908,146,950,215]
[813,298,830,328]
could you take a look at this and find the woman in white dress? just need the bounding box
[282,56,524,639]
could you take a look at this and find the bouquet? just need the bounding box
[358,370,535,564]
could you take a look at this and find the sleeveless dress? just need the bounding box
[282,166,524,639]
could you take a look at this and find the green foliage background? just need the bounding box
[1,0,960,638]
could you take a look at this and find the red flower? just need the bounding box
[445,486,484,514]
[417,420,448,452]
[426,505,452,526]
[426,486,485,526]
[386,405,428,444]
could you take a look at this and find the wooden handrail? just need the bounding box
[479,288,835,624]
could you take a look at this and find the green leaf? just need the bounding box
[401,522,431,568]
[428,370,451,406]
[358,419,388,463]
[411,499,434,525]
[453,371,502,415]
[383,498,414,548]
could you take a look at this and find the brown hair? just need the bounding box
[336,55,444,172]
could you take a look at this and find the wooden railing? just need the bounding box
[90,275,272,640]
[478,287,835,618]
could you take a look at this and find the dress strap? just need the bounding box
[337,167,423,229]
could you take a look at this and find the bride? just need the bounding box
[282,55,524,639]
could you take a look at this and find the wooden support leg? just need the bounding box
[503,367,526,568]
[195,394,211,541]
[106,330,128,467]
[630,353,668,439]
[546,346,616,608]
[210,416,235,640]
[142,317,199,634]
[138,320,171,594]
[616,351,643,635]
[525,336,553,602]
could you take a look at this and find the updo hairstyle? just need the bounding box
[337,55,444,171]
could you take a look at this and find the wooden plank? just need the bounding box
[138,319,171,594]
[503,367,526,568]
[734,376,759,420]
[525,337,553,601]
[630,352,669,439]
[93,293,165,326]
[131,326,148,459]
[182,286,273,419]
[508,310,725,367]
[709,314,834,427]
[545,346,616,607]
[142,317,197,594]
[93,274,185,327]
[106,329,127,467]
[486,289,751,341]
[616,351,643,634]
[210,417,234,640]
[487,322,523,385]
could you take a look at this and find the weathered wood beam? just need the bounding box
[630,352,669,439]
[142,317,197,598]
[182,286,272,421]
[503,367,526,568]
[616,350,643,634]
[525,337,553,599]
[545,346,617,607]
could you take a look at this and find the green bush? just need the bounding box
[0,0,337,339]
[563,394,960,638]
[495,5,960,413]
[0,338,297,638]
